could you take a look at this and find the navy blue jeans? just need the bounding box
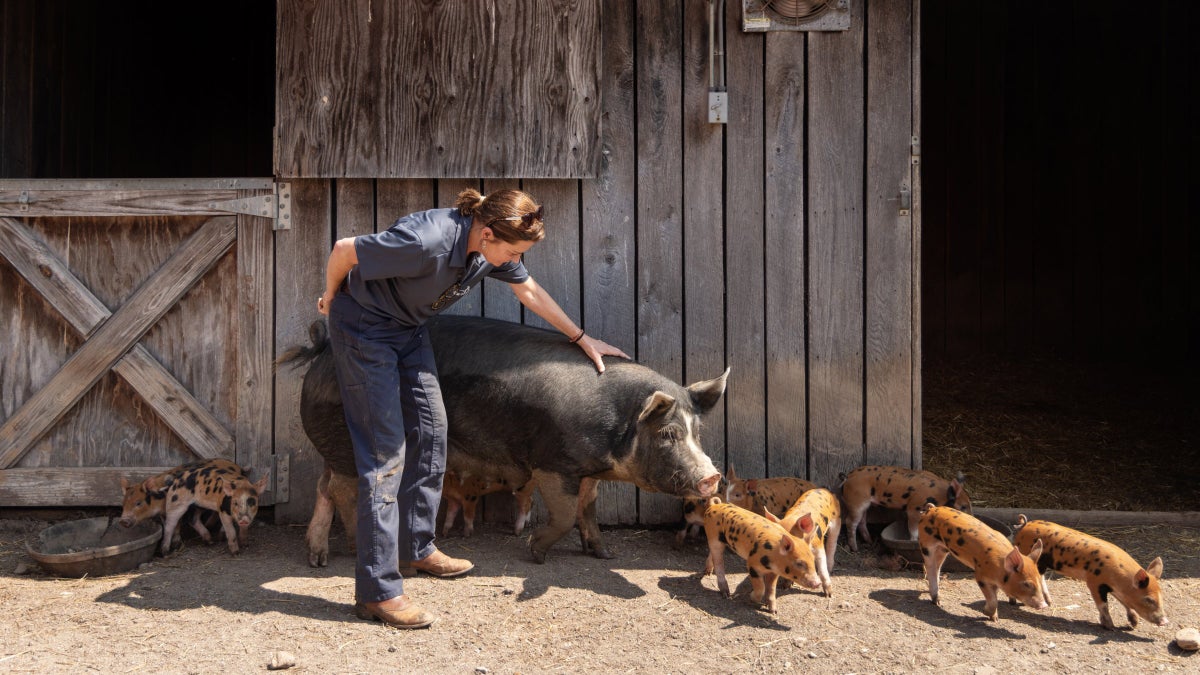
[327,292,447,604]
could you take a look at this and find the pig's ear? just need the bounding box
[120,477,130,491]
[779,535,794,553]
[727,465,739,482]
[798,513,816,537]
[687,368,730,414]
[222,478,236,496]
[1004,547,1024,573]
[253,474,270,494]
[638,391,677,423]
[1145,556,1164,579]
[763,508,781,523]
[1028,537,1043,561]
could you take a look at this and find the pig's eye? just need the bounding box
[659,425,683,441]
[1144,598,1158,608]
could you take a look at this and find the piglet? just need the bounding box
[120,459,247,547]
[918,504,1047,621]
[160,466,269,556]
[777,487,843,597]
[724,466,818,518]
[441,470,536,537]
[1013,514,1167,630]
[699,497,822,613]
[841,465,970,552]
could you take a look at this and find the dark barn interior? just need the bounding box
[2,0,1195,513]
[920,0,1198,511]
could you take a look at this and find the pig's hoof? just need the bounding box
[530,549,548,564]
[309,549,329,567]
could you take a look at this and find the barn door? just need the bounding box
[0,179,287,508]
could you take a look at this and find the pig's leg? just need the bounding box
[812,540,832,598]
[528,472,579,564]
[576,477,612,559]
[705,537,731,598]
[905,508,922,541]
[1088,581,1118,630]
[758,571,780,613]
[460,496,477,537]
[978,579,1001,621]
[328,470,359,553]
[219,510,240,555]
[924,544,949,605]
[513,481,535,535]
[441,497,462,537]
[188,509,214,544]
[825,516,841,574]
[160,501,191,556]
[305,468,336,566]
[843,503,869,552]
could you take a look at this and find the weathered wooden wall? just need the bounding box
[273,0,921,526]
[275,0,603,178]
[2,1,921,529]
[922,0,1198,363]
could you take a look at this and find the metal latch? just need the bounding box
[899,185,911,216]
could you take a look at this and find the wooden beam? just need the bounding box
[0,189,247,217]
[0,467,180,506]
[0,216,237,468]
[976,507,1200,529]
[0,217,233,458]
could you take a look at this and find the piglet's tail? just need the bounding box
[455,188,486,217]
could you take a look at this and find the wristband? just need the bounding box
[569,328,586,344]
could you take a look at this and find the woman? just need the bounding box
[316,188,628,629]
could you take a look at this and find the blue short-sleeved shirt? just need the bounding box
[345,208,529,327]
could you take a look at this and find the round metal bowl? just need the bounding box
[881,513,1014,573]
[26,517,161,577]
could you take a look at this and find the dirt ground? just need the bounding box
[3,357,1196,673]
[2,511,1198,674]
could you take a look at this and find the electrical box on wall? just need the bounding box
[742,0,851,32]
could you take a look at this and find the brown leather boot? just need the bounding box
[354,595,435,629]
[399,549,475,578]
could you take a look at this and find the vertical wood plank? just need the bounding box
[583,0,638,526]
[376,179,436,233]
[911,0,923,469]
[523,180,580,331]
[764,28,806,479]
[236,194,276,498]
[273,179,332,524]
[636,0,685,524]
[807,0,865,487]
[724,0,767,480]
[336,178,376,239]
[866,0,914,468]
[682,0,727,483]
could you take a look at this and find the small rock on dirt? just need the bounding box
[1175,628,1200,651]
[267,651,296,670]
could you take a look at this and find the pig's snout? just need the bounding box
[1027,597,1049,610]
[697,473,721,497]
[118,517,134,528]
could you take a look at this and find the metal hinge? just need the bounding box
[206,181,292,230]
[273,452,290,503]
[911,135,921,165]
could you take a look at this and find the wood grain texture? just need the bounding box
[807,0,865,488]
[763,29,806,479]
[682,0,727,481]
[635,0,685,524]
[236,193,277,502]
[272,179,332,524]
[276,0,601,178]
[723,0,767,480]
[583,0,638,526]
[865,0,914,468]
[0,467,187,506]
[0,189,243,216]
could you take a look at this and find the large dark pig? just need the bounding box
[285,315,728,565]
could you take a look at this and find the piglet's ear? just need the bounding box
[763,508,781,523]
[779,535,794,553]
[1004,547,1024,573]
[1135,569,1150,588]
[799,513,816,536]
[1146,556,1164,578]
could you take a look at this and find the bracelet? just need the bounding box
[568,328,586,344]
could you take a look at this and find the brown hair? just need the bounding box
[455,188,546,243]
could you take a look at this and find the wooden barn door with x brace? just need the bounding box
[0,179,289,508]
